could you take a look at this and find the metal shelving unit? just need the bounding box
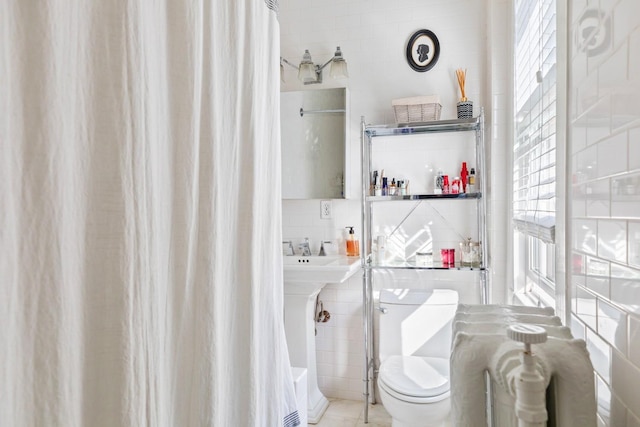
[359,112,489,423]
[366,192,482,201]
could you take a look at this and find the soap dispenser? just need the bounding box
[345,226,360,257]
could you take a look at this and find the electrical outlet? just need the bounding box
[320,200,332,219]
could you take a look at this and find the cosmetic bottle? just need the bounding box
[460,162,469,193]
[434,170,444,194]
[374,175,382,196]
[382,177,388,196]
[468,168,476,193]
[442,175,450,194]
[389,178,397,196]
[345,226,360,256]
[371,170,378,196]
[451,177,461,194]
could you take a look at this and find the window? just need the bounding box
[513,0,557,306]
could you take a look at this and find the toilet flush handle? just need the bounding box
[377,306,388,314]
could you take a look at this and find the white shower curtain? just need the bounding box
[0,1,299,426]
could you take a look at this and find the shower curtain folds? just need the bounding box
[0,1,298,426]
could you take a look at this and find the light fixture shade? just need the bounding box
[329,46,348,79]
[298,63,317,83]
[330,58,348,79]
[298,50,317,83]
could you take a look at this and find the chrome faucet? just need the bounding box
[299,238,312,256]
[318,241,326,256]
[283,240,295,256]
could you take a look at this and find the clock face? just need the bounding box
[406,29,440,72]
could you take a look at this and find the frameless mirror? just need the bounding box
[280,88,349,199]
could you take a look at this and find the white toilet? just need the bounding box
[377,288,459,427]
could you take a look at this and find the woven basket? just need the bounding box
[392,95,442,124]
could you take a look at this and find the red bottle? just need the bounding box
[460,162,469,193]
[442,175,450,194]
[451,177,461,194]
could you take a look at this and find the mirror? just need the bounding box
[281,88,348,199]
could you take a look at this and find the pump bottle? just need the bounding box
[345,226,360,257]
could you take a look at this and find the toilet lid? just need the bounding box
[379,356,450,398]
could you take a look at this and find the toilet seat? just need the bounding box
[378,355,450,404]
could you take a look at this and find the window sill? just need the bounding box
[513,287,555,309]
[513,290,538,307]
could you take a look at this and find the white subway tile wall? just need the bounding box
[569,0,640,424]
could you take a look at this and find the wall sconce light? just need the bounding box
[280,47,348,85]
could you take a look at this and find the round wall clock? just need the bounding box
[406,29,440,72]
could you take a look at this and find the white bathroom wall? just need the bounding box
[568,0,640,425]
[279,0,510,401]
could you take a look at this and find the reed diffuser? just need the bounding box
[455,68,473,119]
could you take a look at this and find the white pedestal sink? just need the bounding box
[283,255,361,424]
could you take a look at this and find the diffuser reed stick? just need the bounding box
[456,68,467,102]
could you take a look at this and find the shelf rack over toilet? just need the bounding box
[359,112,490,423]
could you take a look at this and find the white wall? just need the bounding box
[279,0,510,401]
[568,0,640,425]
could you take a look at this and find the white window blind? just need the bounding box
[513,0,557,244]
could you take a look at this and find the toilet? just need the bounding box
[377,288,459,427]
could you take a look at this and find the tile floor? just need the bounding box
[313,399,392,427]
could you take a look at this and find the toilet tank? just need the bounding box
[379,289,459,361]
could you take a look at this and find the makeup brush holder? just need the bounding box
[457,100,473,119]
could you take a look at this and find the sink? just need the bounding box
[283,256,340,266]
[282,255,361,423]
[283,255,361,284]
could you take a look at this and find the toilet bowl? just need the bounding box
[377,289,458,427]
[378,355,451,426]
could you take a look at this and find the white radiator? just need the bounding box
[450,305,597,427]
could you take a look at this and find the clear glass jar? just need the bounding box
[460,239,481,267]
[415,251,433,266]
